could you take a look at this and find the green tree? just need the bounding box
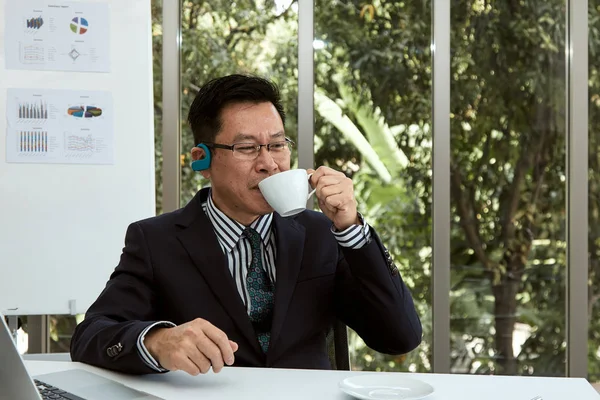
[51,0,599,379]
[86,0,600,379]
[449,1,566,375]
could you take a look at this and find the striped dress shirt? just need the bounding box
[138,190,371,371]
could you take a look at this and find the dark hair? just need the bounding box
[187,74,286,145]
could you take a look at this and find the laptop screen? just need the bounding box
[0,313,43,400]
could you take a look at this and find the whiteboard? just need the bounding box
[0,0,155,315]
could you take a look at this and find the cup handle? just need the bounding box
[307,173,316,200]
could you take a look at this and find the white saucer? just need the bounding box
[339,374,434,400]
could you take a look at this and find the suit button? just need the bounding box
[107,343,122,358]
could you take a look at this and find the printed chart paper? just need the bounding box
[4,0,110,72]
[6,88,114,165]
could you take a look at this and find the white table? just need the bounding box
[25,360,600,400]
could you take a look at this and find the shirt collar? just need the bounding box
[203,189,274,253]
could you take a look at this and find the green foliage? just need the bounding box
[178,0,300,206]
[49,0,600,380]
[164,0,579,377]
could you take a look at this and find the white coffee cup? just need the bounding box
[258,169,316,217]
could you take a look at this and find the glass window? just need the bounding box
[180,0,299,206]
[589,0,600,384]
[153,0,164,215]
[49,315,79,352]
[315,1,433,372]
[450,1,566,375]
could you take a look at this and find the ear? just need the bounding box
[191,144,211,179]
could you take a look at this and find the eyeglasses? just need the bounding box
[202,137,294,161]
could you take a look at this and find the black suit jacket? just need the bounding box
[70,188,422,374]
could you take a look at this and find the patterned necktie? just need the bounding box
[244,227,274,353]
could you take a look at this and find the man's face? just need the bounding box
[195,101,290,224]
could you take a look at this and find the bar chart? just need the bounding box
[18,131,48,153]
[17,99,48,120]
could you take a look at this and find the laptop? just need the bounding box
[0,313,163,400]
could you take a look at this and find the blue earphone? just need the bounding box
[191,143,211,171]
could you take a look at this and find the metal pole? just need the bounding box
[298,0,314,172]
[431,0,451,374]
[161,0,182,212]
[566,0,588,378]
[26,316,50,353]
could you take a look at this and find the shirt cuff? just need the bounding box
[332,213,372,249]
[137,321,176,372]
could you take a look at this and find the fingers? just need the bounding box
[175,358,199,375]
[178,336,237,375]
[309,167,359,229]
[309,166,349,192]
[157,319,238,375]
[315,176,343,198]
[203,324,236,367]
[312,169,347,187]
[319,198,337,214]
[185,345,212,375]
[170,349,210,376]
[321,192,354,212]
[313,172,353,213]
[310,166,343,181]
[314,175,352,202]
[197,336,226,373]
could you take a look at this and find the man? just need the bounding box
[70,74,422,375]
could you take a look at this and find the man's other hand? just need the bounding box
[144,318,238,375]
[307,166,360,231]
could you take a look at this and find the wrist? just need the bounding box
[144,327,166,358]
[334,213,362,232]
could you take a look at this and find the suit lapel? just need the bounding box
[175,190,262,355]
[268,214,306,360]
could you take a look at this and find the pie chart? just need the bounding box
[68,106,102,118]
[70,17,88,34]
